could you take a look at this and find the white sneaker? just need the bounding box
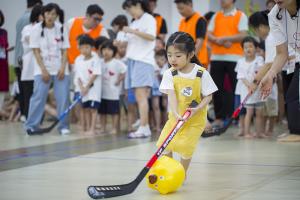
[143,125,151,137]
[60,128,70,135]
[128,125,151,139]
[132,119,141,129]
[20,115,26,123]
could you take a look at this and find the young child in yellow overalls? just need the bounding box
[157,32,218,174]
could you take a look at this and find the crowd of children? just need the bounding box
[0,0,299,142]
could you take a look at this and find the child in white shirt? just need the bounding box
[74,34,102,135]
[236,37,265,139]
[98,41,126,134]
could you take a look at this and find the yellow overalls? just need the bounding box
[156,66,207,159]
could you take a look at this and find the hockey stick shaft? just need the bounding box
[28,95,82,135]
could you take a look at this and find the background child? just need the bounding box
[158,32,218,174]
[74,34,102,135]
[99,41,126,134]
[237,37,265,139]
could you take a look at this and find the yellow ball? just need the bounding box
[146,156,185,194]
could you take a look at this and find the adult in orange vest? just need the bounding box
[66,4,109,65]
[148,0,168,41]
[175,0,209,68]
[207,0,248,127]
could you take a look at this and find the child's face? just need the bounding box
[79,44,92,57]
[274,0,294,9]
[243,42,256,58]
[254,25,269,40]
[117,43,126,58]
[102,47,114,61]
[44,9,58,26]
[155,55,167,68]
[167,45,191,70]
[155,39,165,52]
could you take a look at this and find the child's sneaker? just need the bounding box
[128,125,151,139]
[60,128,70,135]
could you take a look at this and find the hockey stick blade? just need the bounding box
[27,120,59,135]
[87,167,149,199]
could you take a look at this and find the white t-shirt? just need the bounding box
[116,31,127,42]
[73,52,102,102]
[236,56,264,104]
[102,58,127,100]
[21,24,35,81]
[159,64,218,97]
[269,4,300,62]
[30,22,70,76]
[66,18,109,38]
[125,13,156,66]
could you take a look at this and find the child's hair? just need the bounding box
[122,0,151,13]
[249,10,269,28]
[78,34,95,47]
[276,0,300,20]
[0,10,4,27]
[266,0,275,6]
[174,0,193,4]
[241,36,258,48]
[166,31,202,66]
[41,3,64,41]
[30,5,43,23]
[94,36,109,50]
[111,15,128,30]
[27,0,43,8]
[155,49,166,58]
[86,4,104,16]
[204,11,215,21]
[101,41,118,57]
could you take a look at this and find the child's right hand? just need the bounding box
[80,87,88,97]
[41,69,51,83]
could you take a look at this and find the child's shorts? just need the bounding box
[82,100,100,109]
[245,102,264,109]
[234,95,246,115]
[263,98,278,117]
[98,99,120,114]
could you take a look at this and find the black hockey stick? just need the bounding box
[87,100,199,199]
[201,92,251,138]
[27,95,82,135]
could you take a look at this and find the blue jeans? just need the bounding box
[25,75,70,131]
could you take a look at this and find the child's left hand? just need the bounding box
[187,106,201,118]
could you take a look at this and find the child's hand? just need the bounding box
[80,87,88,97]
[223,41,232,48]
[173,112,184,121]
[248,83,257,94]
[187,106,201,118]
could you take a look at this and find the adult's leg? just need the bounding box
[22,80,34,118]
[53,75,70,131]
[210,61,226,122]
[24,75,50,130]
[286,66,300,135]
[135,87,151,126]
[225,61,238,118]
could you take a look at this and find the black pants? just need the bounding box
[14,67,25,116]
[286,64,300,134]
[20,80,34,118]
[210,61,237,119]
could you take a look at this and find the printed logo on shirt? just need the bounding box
[109,71,115,76]
[181,87,193,97]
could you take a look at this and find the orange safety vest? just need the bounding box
[211,10,244,56]
[155,14,163,36]
[179,12,209,68]
[68,17,103,64]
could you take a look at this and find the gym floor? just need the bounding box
[0,122,300,200]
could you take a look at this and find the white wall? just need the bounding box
[1,0,210,65]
